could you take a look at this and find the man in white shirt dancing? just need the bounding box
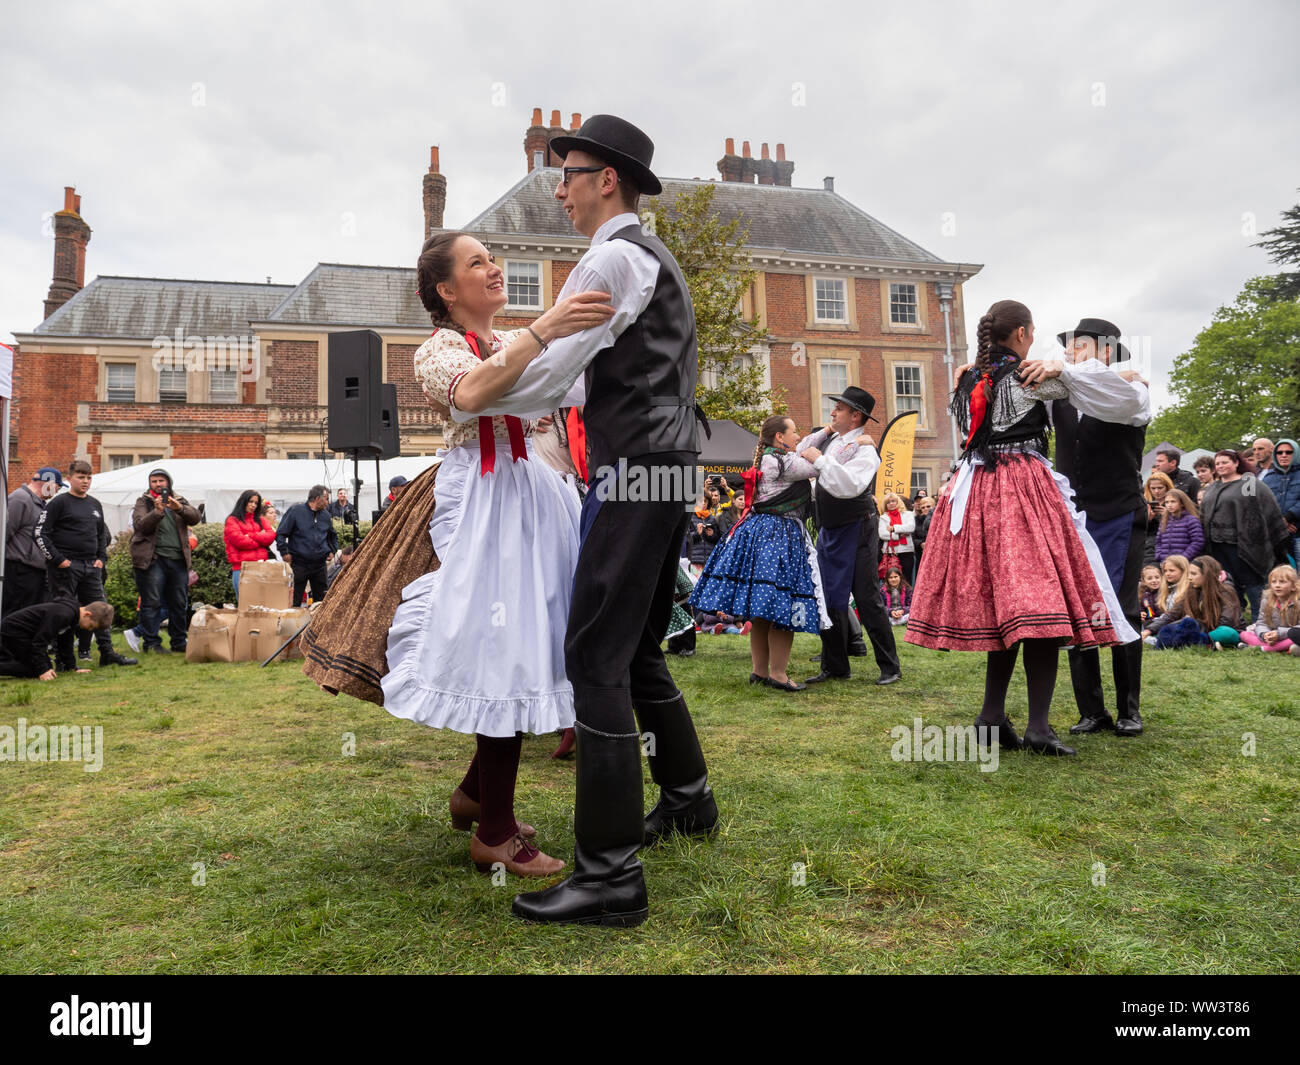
[453,115,716,926]
[799,388,902,686]
[1019,317,1152,737]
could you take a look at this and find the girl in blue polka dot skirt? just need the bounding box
[691,415,830,691]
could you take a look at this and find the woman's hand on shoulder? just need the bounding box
[1018,359,1064,387]
[534,290,614,342]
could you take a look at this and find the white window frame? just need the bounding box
[106,363,136,403]
[158,366,188,403]
[889,282,919,325]
[910,469,930,498]
[818,359,850,423]
[504,259,542,311]
[813,277,848,324]
[210,368,239,404]
[893,361,927,428]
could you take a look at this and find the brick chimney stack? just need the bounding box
[44,186,91,320]
[546,109,566,166]
[525,108,582,171]
[423,146,447,238]
[773,143,795,187]
[524,107,550,172]
[716,138,745,183]
[718,139,792,185]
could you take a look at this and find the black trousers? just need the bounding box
[49,560,114,662]
[565,495,687,724]
[1067,504,1145,721]
[0,655,41,678]
[820,519,900,678]
[3,561,49,617]
[291,557,329,607]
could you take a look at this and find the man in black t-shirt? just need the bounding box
[0,599,113,679]
[34,460,137,669]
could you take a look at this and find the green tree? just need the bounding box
[1148,277,1300,450]
[644,183,783,434]
[1252,191,1300,303]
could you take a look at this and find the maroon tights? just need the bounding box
[457,733,523,846]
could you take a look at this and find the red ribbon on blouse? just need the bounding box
[464,331,528,476]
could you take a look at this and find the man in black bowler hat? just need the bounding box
[1019,317,1150,737]
[800,387,902,687]
[451,114,716,926]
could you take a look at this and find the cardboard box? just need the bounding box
[186,606,236,663]
[233,605,282,662]
[238,560,294,611]
[272,607,312,661]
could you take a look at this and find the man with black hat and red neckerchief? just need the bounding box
[447,115,716,926]
[1018,317,1151,737]
[800,387,902,687]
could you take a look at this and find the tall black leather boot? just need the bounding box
[1113,639,1144,736]
[512,701,648,927]
[1066,645,1114,734]
[637,691,718,847]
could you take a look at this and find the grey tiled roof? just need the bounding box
[35,276,294,338]
[464,169,949,264]
[263,263,425,327]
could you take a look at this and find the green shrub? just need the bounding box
[104,531,138,626]
[334,518,372,548]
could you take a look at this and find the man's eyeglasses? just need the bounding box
[1276,448,1294,455]
[559,165,611,187]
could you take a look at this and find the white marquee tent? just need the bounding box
[85,456,441,534]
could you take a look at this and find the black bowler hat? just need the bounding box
[825,386,878,424]
[1057,317,1131,362]
[548,114,663,196]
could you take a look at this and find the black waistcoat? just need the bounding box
[1052,399,1147,521]
[814,481,874,528]
[582,224,701,473]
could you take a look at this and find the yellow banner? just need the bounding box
[874,411,919,507]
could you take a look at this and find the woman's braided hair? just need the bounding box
[754,414,794,477]
[974,299,1033,374]
[416,231,471,336]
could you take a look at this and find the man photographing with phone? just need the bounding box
[130,468,202,656]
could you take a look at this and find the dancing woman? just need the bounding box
[691,415,830,691]
[905,300,1138,756]
[305,231,612,877]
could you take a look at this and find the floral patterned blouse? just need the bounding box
[414,327,540,450]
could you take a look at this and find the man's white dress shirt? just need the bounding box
[451,212,659,422]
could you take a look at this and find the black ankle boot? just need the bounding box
[513,714,648,927]
[1068,713,1115,735]
[636,692,718,847]
[1023,726,1076,756]
[1115,709,1144,736]
[975,716,1022,750]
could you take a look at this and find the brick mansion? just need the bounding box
[11,109,981,497]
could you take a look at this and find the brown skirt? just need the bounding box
[301,462,440,704]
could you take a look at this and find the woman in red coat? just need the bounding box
[224,490,276,597]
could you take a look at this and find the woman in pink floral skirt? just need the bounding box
[906,300,1137,756]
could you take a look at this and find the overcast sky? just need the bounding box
[4,0,1297,413]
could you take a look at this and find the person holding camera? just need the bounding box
[130,468,202,655]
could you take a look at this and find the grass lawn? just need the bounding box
[1,631,1297,974]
